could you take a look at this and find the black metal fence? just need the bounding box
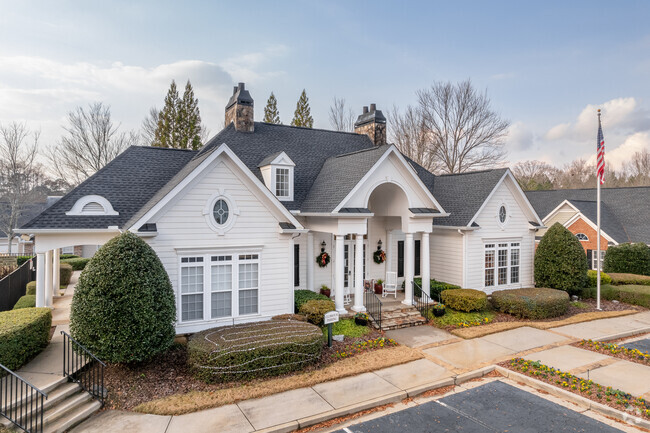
[0,363,47,433]
[0,258,36,312]
[61,331,106,406]
[412,281,431,322]
[364,286,383,331]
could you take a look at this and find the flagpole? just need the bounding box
[596,109,602,311]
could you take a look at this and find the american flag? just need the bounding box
[597,113,605,184]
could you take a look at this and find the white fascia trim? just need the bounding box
[66,195,119,216]
[468,170,543,227]
[280,228,309,234]
[563,212,618,245]
[332,145,447,215]
[432,225,480,231]
[269,151,296,167]
[298,212,376,217]
[541,199,580,224]
[23,228,122,234]
[411,212,451,218]
[135,231,158,237]
[128,143,303,231]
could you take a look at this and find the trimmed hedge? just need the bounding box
[60,263,73,286]
[17,256,33,266]
[607,273,650,286]
[534,223,588,294]
[491,288,569,319]
[441,289,487,312]
[299,299,336,326]
[413,278,461,299]
[587,270,612,288]
[13,295,36,310]
[59,254,79,260]
[188,321,323,382]
[61,257,90,271]
[618,285,650,308]
[603,243,650,276]
[580,284,621,301]
[294,289,330,313]
[0,308,52,370]
[70,232,176,363]
[271,314,308,322]
[26,281,36,296]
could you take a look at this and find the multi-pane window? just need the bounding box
[213,199,229,225]
[484,242,520,288]
[275,168,290,198]
[576,233,589,241]
[180,257,204,321]
[591,250,605,270]
[179,253,259,322]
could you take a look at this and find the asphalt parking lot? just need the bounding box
[621,338,650,354]
[334,381,624,433]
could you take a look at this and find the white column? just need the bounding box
[421,232,430,297]
[35,253,46,308]
[386,230,393,275]
[307,232,314,291]
[403,232,414,305]
[289,236,295,313]
[53,249,61,294]
[352,234,365,311]
[44,250,53,308]
[334,235,346,313]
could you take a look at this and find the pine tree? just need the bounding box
[263,92,281,124]
[152,80,204,150]
[291,89,313,128]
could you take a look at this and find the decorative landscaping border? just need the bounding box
[575,339,650,365]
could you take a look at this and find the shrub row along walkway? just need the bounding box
[67,310,650,433]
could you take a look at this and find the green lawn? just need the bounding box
[323,318,370,338]
[430,308,495,328]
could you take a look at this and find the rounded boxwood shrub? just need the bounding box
[188,321,323,382]
[441,289,487,312]
[534,223,588,294]
[299,299,336,326]
[26,281,36,296]
[580,284,620,301]
[13,295,36,310]
[61,257,90,271]
[586,270,612,288]
[70,231,176,363]
[59,263,73,286]
[491,288,569,319]
[59,254,79,260]
[413,278,461,299]
[294,289,330,313]
[607,273,650,286]
[603,243,650,276]
[0,308,52,370]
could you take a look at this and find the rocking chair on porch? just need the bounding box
[382,272,397,298]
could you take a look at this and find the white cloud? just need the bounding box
[586,131,650,170]
[506,121,534,150]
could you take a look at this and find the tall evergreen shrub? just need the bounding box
[603,243,650,276]
[534,223,588,294]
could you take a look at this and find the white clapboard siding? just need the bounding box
[146,158,292,334]
[430,230,464,287]
[465,176,536,293]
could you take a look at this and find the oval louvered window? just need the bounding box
[81,202,105,214]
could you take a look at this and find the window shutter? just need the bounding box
[586,250,593,270]
[414,240,421,276]
[397,241,404,278]
[294,244,300,287]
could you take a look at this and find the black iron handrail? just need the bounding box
[364,286,383,331]
[0,363,47,433]
[61,331,106,406]
[412,280,431,322]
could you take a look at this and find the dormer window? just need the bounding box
[258,151,295,202]
[66,195,119,216]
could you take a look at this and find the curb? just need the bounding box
[495,365,650,430]
[593,326,650,343]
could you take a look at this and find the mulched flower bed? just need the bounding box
[574,339,650,365]
[103,327,386,412]
[503,358,650,420]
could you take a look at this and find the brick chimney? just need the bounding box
[225,82,254,132]
[354,103,386,145]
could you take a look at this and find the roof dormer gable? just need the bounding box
[258,151,295,202]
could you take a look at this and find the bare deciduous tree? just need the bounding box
[624,149,650,186]
[328,97,355,132]
[0,122,40,253]
[417,80,509,173]
[511,160,558,191]
[389,105,442,173]
[141,107,160,146]
[49,102,139,185]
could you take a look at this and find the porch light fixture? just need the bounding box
[321,240,326,252]
[377,239,383,251]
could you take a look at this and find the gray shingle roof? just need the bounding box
[431,168,509,227]
[21,146,197,230]
[526,187,650,244]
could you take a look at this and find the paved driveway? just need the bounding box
[334,381,624,433]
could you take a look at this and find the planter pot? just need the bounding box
[374,284,382,295]
[355,317,368,326]
[320,289,331,298]
[433,308,446,317]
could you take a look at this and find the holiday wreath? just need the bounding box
[317,251,330,267]
[373,249,386,264]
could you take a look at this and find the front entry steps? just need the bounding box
[371,302,427,331]
[0,380,101,433]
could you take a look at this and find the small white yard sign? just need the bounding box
[323,311,339,325]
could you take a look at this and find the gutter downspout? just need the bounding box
[458,229,467,288]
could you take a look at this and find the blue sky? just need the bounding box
[1,0,649,169]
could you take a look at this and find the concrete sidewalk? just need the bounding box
[69,310,650,433]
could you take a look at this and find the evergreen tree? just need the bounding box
[291,89,313,128]
[152,80,203,150]
[263,92,281,124]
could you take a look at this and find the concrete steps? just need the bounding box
[371,304,428,330]
[1,380,101,433]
